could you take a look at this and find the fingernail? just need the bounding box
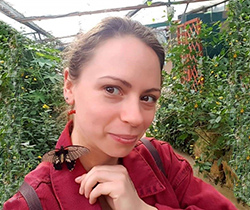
[75,176,81,182]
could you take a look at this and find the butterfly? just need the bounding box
[42,145,89,171]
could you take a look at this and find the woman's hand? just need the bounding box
[75,165,156,210]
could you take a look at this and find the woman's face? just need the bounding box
[65,36,161,158]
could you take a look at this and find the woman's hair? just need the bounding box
[63,16,165,81]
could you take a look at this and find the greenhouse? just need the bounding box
[0,0,249,209]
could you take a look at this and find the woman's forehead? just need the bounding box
[78,36,162,88]
[89,36,160,68]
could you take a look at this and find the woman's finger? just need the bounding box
[83,167,124,198]
[75,174,85,183]
[74,174,87,195]
[88,182,110,205]
[75,164,140,209]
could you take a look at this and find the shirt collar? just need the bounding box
[51,121,102,209]
[123,147,166,198]
[55,120,73,148]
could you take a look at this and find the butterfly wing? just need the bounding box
[42,148,64,170]
[65,156,76,171]
[66,145,89,159]
[42,150,56,163]
[64,145,89,171]
[42,145,89,171]
[53,153,63,170]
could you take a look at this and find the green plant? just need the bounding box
[226,0,250,204]
[148,1,250,205]
[0,21,65,206]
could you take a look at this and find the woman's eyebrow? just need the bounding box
[99,76,132,88]
[144,88,161,93]
[99,76,161,93]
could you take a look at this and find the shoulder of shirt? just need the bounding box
[136,137,188,162]
[24,161,51,189]
[136,137,193,183]
[137,137,193,190]
[3,162,51,210]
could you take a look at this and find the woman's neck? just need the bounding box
[71,125,119,171]
[78,151,119,172]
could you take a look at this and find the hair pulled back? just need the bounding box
[63,17,165,81]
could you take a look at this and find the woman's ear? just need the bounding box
[63,68,75,105]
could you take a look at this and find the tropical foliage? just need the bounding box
[148,0,250,205]
[0,21,65,206]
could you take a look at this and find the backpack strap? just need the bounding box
[19,181,43,210]
[141,138,167,177]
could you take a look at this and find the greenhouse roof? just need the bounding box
[0,0,228,45]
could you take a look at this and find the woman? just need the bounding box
[4,17,237,210]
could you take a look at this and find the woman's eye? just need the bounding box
[105,86,121,95]
[141,95,157,103]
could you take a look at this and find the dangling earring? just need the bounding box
[67,110,76,116]
[67,109,76,121]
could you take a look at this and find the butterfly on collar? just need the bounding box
[42,145,89,171]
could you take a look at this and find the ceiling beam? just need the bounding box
[126,0,152,18]
[185,0,228,15]
[17,0,214,22]
[0,0,61,43]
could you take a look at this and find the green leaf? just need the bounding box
[147,1,152,6]
[178,133,188,140]
[215,116,222,123]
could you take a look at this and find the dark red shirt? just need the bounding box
[4,121,237,210]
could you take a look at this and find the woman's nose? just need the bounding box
[120,99,144,127]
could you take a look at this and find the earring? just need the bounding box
[67,109,76,121]
[65,97,68,100]
[67,110,76,116]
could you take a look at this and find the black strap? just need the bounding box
[19,181,43,210]
[141,138,167,177]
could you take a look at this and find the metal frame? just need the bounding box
[0,0,61,44]
[0,0,227,44]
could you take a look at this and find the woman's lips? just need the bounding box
[109,133,138,144]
